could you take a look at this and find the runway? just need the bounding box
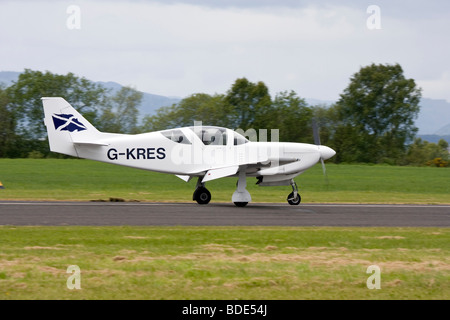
[0,201,449,227]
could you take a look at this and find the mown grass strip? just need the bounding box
[0,226,448,299]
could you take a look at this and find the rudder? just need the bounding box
[42,97,101,157]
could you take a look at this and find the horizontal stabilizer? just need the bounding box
[202,165,239,183]
[73,140,109,147]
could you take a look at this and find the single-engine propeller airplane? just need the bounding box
[42,97,335,207]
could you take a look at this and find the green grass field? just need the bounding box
[0,159,449,300]
[0,226,448,299]
[0,159,449,203]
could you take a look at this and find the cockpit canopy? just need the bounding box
[160,126,249,146]
[160,129,191,144]
[190,126,227,145]
[189,126,249,146]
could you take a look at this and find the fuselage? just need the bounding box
[42,97,337,206]
[74,126,335,179]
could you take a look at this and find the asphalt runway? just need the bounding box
[0,201,449,227]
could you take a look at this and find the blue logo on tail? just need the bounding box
[52,114,87,132]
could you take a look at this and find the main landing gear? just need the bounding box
[193,177,211,205]
[231,166,251,207]
[193,174,301,207]
[287,179,301,205]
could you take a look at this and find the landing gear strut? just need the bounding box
[232,166,251,207]
[287,179,301,205]
[193,177,211,205]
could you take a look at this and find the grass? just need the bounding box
[0,159,449,203]
[0,159,449,300]
[0,226,448,300]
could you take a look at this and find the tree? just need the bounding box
[272,91,313,143]
[142,79,316,144]
[8,69,107,138]
[140,103,181,132]
[405,138,449,166]
[333,63,422,163]
[140,93,235,132]
[99,86,143,134]
[6,69,108,156]
[0,85,20,157]
[224,78,272,130]
[310,103,339,147]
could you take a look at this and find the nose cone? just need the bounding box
[319,146,336,160]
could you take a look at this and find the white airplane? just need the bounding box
[42,97,336,207]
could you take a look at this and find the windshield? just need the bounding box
[189,126,227,146]
[233,132,249,145]
[188,126,249,146]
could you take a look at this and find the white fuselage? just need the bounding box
[42,97,336,205]
[74,127,334,181]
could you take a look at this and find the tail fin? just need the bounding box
[42,97,102,157]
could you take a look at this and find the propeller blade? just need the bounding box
[312,118,329,186]
[320,157,326,175]
[321,157,329,186]
[312,118,321,146]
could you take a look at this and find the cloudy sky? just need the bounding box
[1,0,449,102]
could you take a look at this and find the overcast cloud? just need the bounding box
[0,0,449,101]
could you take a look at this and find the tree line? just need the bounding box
[0,65,448,166]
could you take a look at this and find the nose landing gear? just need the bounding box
[287,180,301,205]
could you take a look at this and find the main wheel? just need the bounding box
[287,192,301,205]
[193,187,211,205]
[234,202,248,207]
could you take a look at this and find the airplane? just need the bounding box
[42,97,336,207]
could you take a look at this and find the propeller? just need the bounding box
[312,118,329,186]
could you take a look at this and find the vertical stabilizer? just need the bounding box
[42,97,101,157]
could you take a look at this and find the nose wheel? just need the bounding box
[287,180,301,205]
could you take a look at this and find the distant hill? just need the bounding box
[0,72,181,117]
[0,71,20,86]
[96,81,181,116]
[1,71,449,139]
[417,134,450,144]
[435,123,450,136]
[415,98,450,135]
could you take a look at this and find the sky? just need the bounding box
[1,0,449,102]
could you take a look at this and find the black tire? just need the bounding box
[193,187,211,205]
[287,192,301,205]
[234,202,248,207]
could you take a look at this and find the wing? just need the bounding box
[201,165,239,183]
[175,156,302,183]
[175,165,240,183]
